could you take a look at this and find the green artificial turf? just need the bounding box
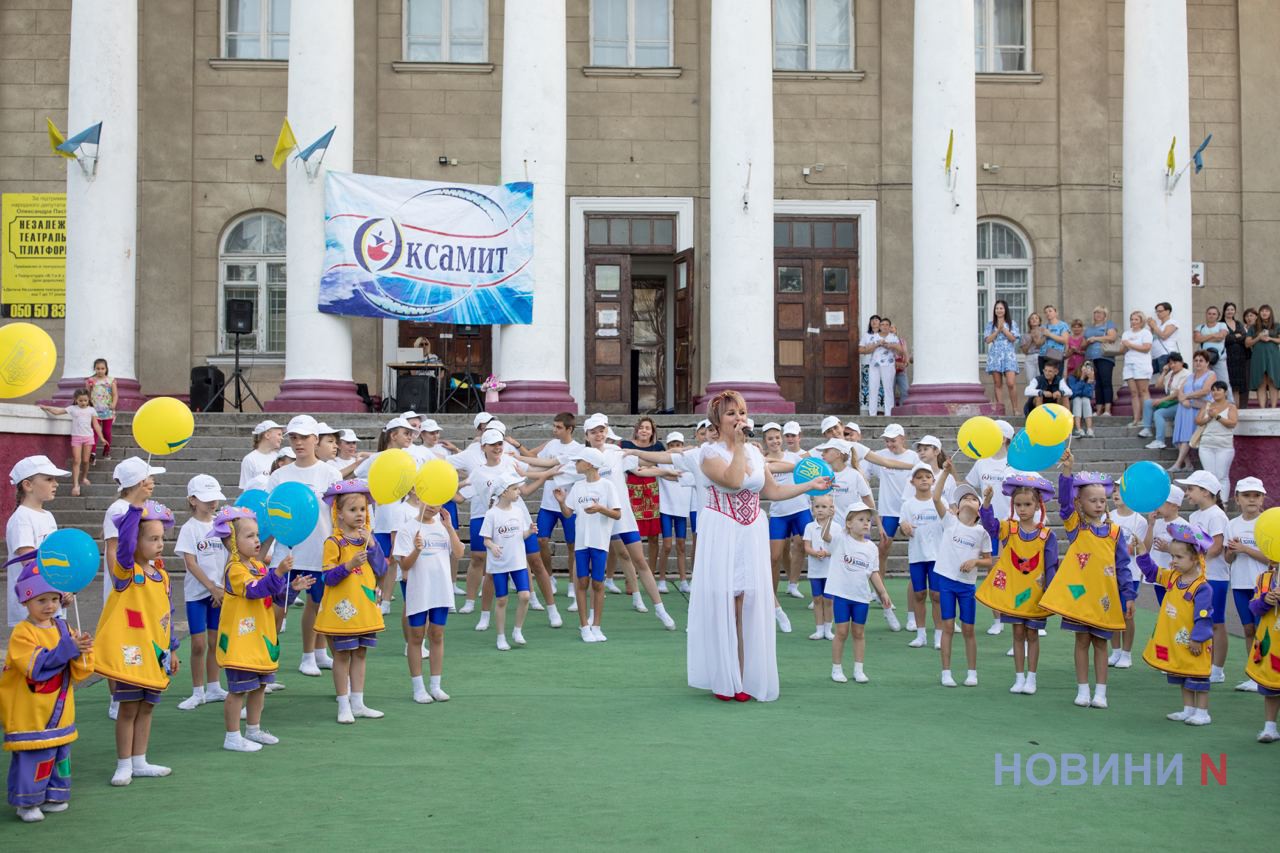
[4,580,1271,849]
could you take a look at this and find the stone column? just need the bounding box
[699,0,793,414]
[902,0,992,414]
[489,0,576,414]
[266,0,363,412]
[1122,0,1192,361]
[55,0,145,409]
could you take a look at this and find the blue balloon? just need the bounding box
[793,456,834,495]
[36,529,100,594]
[1118,461,1171,514]
[265,481,320,548]
[235,488,271,538]
[1007,430,1067,472]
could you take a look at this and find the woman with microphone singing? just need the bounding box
[687,391,830,702]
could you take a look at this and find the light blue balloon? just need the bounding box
[265,481,320,548]
[37,529,100,594]
[1118,461,1171,514]
[1007,430,1067,472]
[235,488,271,538]
[793,456,834,495]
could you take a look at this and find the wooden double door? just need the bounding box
[774,256,859,414]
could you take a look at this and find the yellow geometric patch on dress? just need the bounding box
[334,599,357,621]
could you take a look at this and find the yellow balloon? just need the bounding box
[1255,507,1280,563]
[0,322,57,399]
[131,396,194,456]
[415,458,460,506]
[368,448,417,505]
[957,415,1003,460]
[1026,402,1074,446]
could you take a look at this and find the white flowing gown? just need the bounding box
[685,442,779,701]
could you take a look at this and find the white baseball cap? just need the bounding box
[814,439,852,458]
[696,419,711,431]
[9,455,70,485]
[1176,470,1222,496]
[277,446,296,459]
[915,434,942,450]
[762,421,781,433]
[840,501,873,520]
[186,474,226,502]
[252,419,283,436]
[844,421,862,435]
[495,470,525,492]
[1165,485,1185,506]
[285,415,320,436]
[607,428,622,442]
[584,413,609,432]
[473,412,494,428]
[908,461,935,478]
[113,456,165,490]
[881,423,905,439]
[820,415,842,433]
[401,411,421,422]
[1235,476,1267,495]
[591,412,610,423]
[569,447,607,469]
[995,420,1015,440]
[337,429,361,443]
[782,421,801,436]
[420,418,441,433]
[488,419,508,435]
[666,431,686,444]
[383,417,418,433]
[315,422,338,436]
[480,428,505,445]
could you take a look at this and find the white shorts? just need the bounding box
[1122,362,1153,381]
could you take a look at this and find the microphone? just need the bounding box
[741,425,755,439]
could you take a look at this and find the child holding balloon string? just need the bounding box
[1106,489,1149,671]
[174,475,230,711]
[931,457,993,687]
[394,493,462,702]
[40,389,104,498]
[6,455,70,629]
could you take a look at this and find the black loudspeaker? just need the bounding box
[397,374,437,412]
[225,299,255,335]
[190,365,226,412]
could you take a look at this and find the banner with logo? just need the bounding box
[320,172,534,325]
[0,193,66,319]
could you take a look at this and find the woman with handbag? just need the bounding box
[1194,382,1238,496]
[1083,306,1119,416]
[1169,351,1216,473]
[1194,305,1231,400]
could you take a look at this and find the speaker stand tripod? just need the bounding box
[205,332,261,412]
[442,336,484,413]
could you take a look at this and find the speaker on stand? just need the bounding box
[205,298,262,412]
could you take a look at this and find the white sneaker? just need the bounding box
[630,593,648,614]
[204,685,228,702]
[1209,670,1226,684]
[177,694,204,711]
[853,669,869,684]
[657,610,677,631]
[298,659,322,677]
[908,634,926,648]
[279,617,287,633]
[413,689,435,705]
[905,612,918,631]
[1107,649,1121,667]
[379,600,391,615]
[1022,676,1037,695]
[352,702,384,719]
[1073,429,1085,439]
[1257,729,1280,743]
[41,802,67,813]
[1085,429,1095,438]
[1137,428,1153,438]
[1115,652,1132,669]
[16,806,44,822]
[1038,629,1047,636]
[428,686,450,702]
[265,682,285,694]
[1184,711,1211,726]
[963,672,978,687]
[109,766,132,787]
[940,672,957,688]
[786,584,804,599]
[240,707,247,719]
[1005,646,1015,657]
[657,580,669,593]
[422,641,430,658]
[567,597,579,612]
[512,627,527,646]
[823,625,834,640]
[1090,694,1109,709]
[337,706,355,724]
[678,580,690,593]
[1145,440,1168,450]
[1235,679,1260,692]
[474,614,491,632]
[496,635,511,651]
[604,579,622,595]
[590,625,607,642]
[458,601,475,614]
[831,666,848,683]
[883,608,901,632]
[1166,708,1192,721]
[316,653,333,670]
[986,622,1004,636]
[529,595,545,612]
[954,622,963,634]
[547,607,563,628]
[108,700,119,721]
[809,629,826,640]
[775,608,792,633]
[580,625,597,643]
[1010,677,1026,694]
[807,600,815,610]
[453,584,466,596]
[244,728,279,745]
[1074,691,1092,708]
[292,596,304,608]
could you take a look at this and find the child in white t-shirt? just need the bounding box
[1108,490,1150,670]
[933,457,993,688]
[1225,478,1270,692]
[394,498,464,704]
[5,456,68,627]
[802,495,835,640]
[174,475,229,710]
[823,502,892,684]
[1144,486,1184,607]
[555,447,622,643]
[480,472,536,651]
[656,432,695,595]
[899,462,943,649]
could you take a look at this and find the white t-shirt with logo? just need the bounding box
[393,514,455,614]
[465,458,524,518]
[933,513,991,586]
[829,466,873,515]
[6,505,57,626]
[599,445,641,535]
[803,521,830,580]
[175,516,226,602]
[1226,515,1267,590]
[900,495,942,564]
[240,449,278,490]
[768,451,809,518]
[966,457,1014,518]
[565,478,621,552]
[866,448,919,518]
[824,529,880,603]
[1190,505,1230,582]
[266,461,342,573]
[536,439,582,513]
[479,503,532,574]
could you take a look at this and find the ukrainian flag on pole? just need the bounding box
[272,118,297,170]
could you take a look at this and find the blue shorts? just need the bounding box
[441,500,459,528]
[408,606,449,628]
[575,547,608,581]
[988,530,1001,559]
[492,568,531,598]
[537,507,576,544]
[831,596,869,625]
[1233,588,1257,627]
[469,517,486,553]
[374,533,393,566]
[523,533,540,555]
[287,569,325,605]
[330,633,378,651]
[110,681,162,705]
[612,530,641,545]
[1000,614,1048,630]
[935,575,977,625]
[769,509,813,541]
[690,511,697,534]
[185,596,221,635]
[661,513,688,539]
[809,577,827,598]
[908,561,935,592]
[881,515,900,538]
[225,668,275,694]
[1167,674,1211,692]
[1208,579,1230,625]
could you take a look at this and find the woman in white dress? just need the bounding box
[687,391,829,702]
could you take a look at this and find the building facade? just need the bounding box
[1,0,1275,414]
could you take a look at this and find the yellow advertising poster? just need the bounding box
[1,193,66,319]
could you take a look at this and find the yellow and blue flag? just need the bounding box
[272,118,297,170]
[1193,134,1212,174]
[56,122,101,155]
[46,118,77,160]
[298,127,335,162]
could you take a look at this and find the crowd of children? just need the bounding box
[2,408,1278,823]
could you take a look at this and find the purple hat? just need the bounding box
[8,553,57,603]
[1071,472,1114,496]
[211,505,257,539]
[114,500,176,531]
[323,479,372,506]
[1002,473,1054,500]
[1166,521,1213,554]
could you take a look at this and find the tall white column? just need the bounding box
[702,0,792,413]
[57,0,144,407]
[904,0,991,413]
[1123,0,1192,358]
[490,0,575,413]
[267,0,362,412]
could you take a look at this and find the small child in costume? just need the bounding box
[94,501,180,786]
[1038,450,1135,710]
[976,473,1059,696]
[1132,521,1215,726]
[315,479,387,724]
[0,558,94,822]
[1245,564,1280,743]
[213,505,309,752]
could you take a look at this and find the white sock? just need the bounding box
[429,675,441,690]
[915,628,926,641]
[223,731,243,746]
[191,685,205,699]
[655,603,669,617]
[934,629,942,645]
[351,691,366,708]
[967,669,978,681]
[116,758,132,774]
[1094,684,1108,700]
[337,694,352,714]
[246,723,262,735]
[411,675,425,692]
[1013,672,1026,686]
[1025,672,1037,686]
[464,598,475,608]
[300,651,315,666]
[832,664,844,676]
[1211,665,1224,679]
[853,662,865,677]
[1076,683,1091,699]
[131,754,156,770]
[1264,721,1279,736]
[941,669,953,680]
[824,622,833,633]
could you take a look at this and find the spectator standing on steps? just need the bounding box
[1083,306,1119,417]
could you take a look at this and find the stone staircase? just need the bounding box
[50,411,1178,579]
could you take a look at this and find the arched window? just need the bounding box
[976,219,1032,355]
[219,212,286,354]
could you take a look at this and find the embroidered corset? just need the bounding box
[704,487,761,526]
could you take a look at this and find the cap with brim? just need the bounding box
[762,422,782,434]
[186,474,226,502]
[401,411,421,421]
[819,415,842,433]
[315,422,338,436]
[480,428,505,445]
[473,412,494,428]
[607,429,622,442]
[696,419,711,431]
[915,435,942,450]
[252,419,283,436]
[814,439,852,458]
[665,432,685,445]
[488,420,508,435]
[1175,470,1221,496]
[908,462,935,478]
[113,457,166,490]
[569,447,607,469]
[1164,485,1185,506]
[1002,472,1054,500]
[840,501,874,521]
[494,471,525,493]
[1234,476,1266,495]
[782,421,801,436]
[338,429,361,443]
[420,418,441,432]
[952,484,981,502]
[584,414,609,432]
[383,417,419,434]
[285,415,319,436]
[995,420,1015,440]
[844,422,861,434]
[881,423,905,439]
[1166,521,1213,554]
[277,447,296,459]
[10,455,70,485]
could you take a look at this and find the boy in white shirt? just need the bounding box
[802,495,835,639]
[6,456,68,627]
[525,412,583,584]
[899,462,944,649]
[555,447,622,643]
[965,419,1018,636]
[480,471,536,651]
[823,502,893,683]
[933,458,993,688]
[1225,478,1270,692]
[865,424,915,632]
[655,432,694,596]
[174,474,229,710]
[239,420,283,489]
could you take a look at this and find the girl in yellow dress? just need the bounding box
[1245,564,1280,742]
[93,501,179,787]
[315,480,387,724]
[1038,450,1135,710]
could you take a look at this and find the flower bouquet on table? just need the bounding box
[481,375,507,404]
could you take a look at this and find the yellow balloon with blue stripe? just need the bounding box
[131,396,195,456]
[1026,402,1074,447]
[956,416,1003,460]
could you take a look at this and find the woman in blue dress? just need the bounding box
[984,300,1020,416]
[1169,350,1215,473]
